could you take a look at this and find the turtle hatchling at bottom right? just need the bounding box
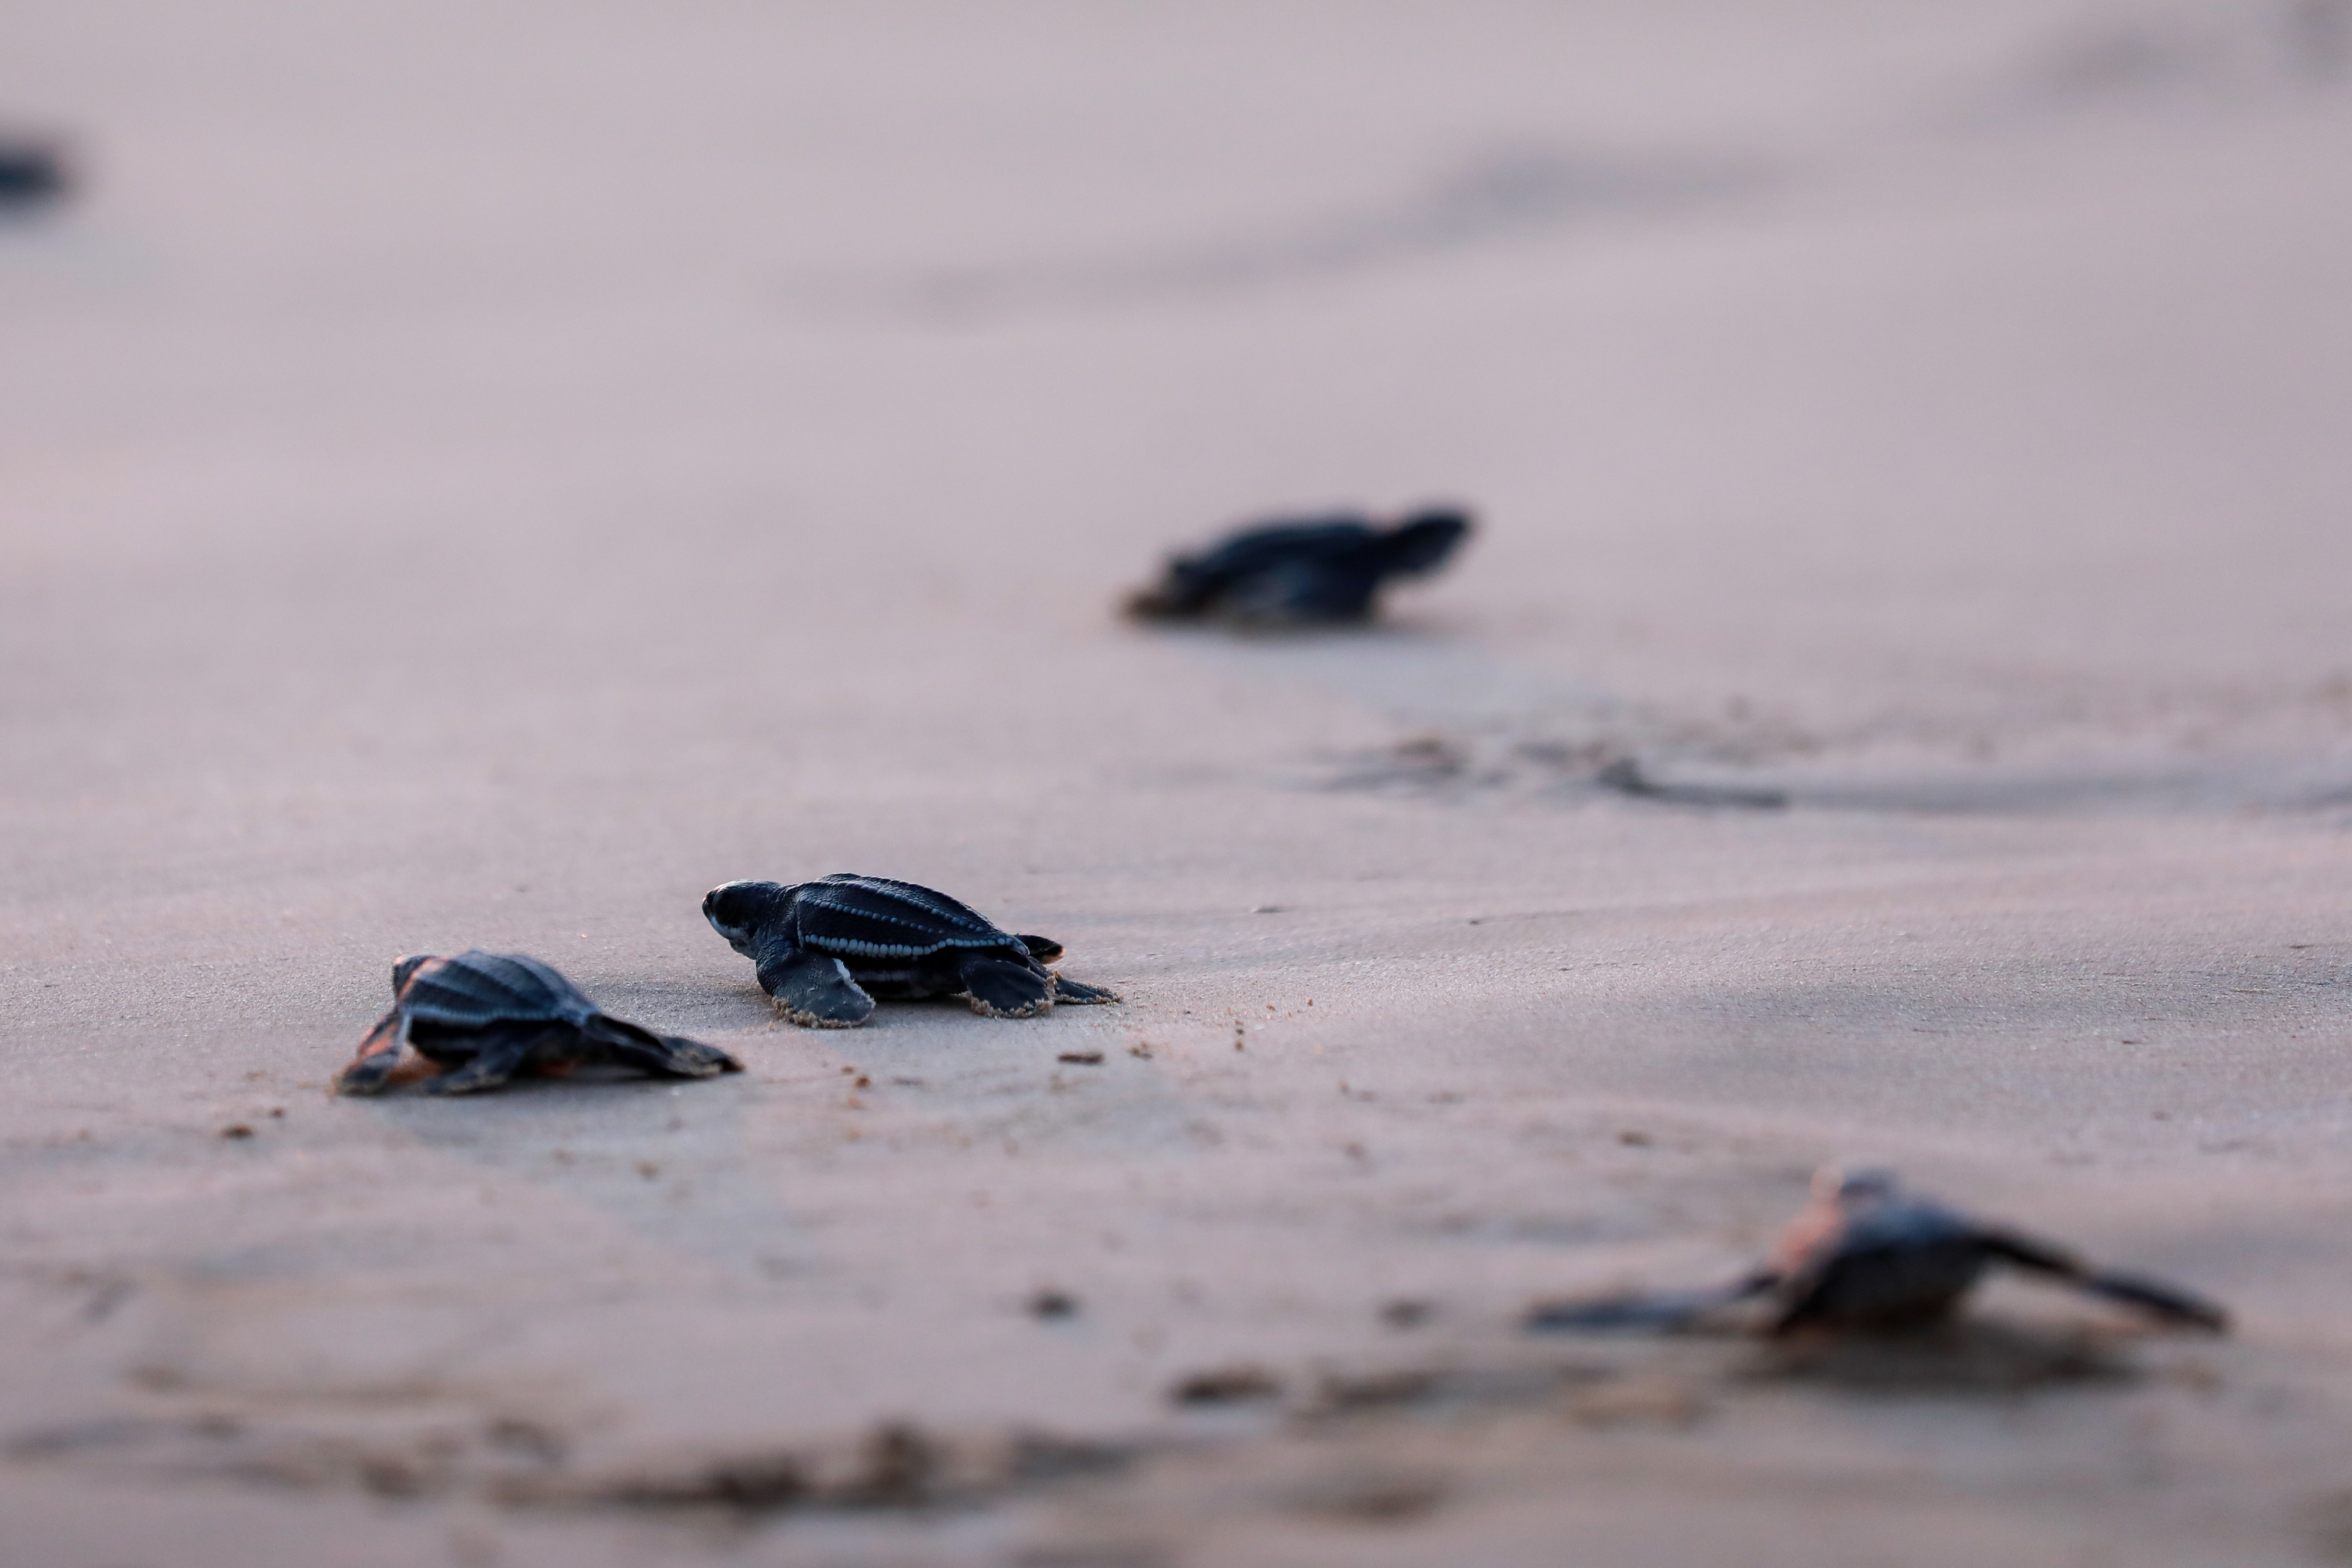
[1527,1166,2228,1338]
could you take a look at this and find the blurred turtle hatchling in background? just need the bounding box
[1529,1165,2229,1336]
[1125,506,1473,627]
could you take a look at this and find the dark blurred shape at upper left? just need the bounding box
[0,132,70,208]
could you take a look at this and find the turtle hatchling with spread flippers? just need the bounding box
[1125,506,1473,627]
[336,950,742,1095]
[704,874,1121,1028]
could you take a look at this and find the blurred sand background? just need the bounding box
[4,1,2352,1563]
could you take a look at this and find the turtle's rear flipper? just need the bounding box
[760,950,876,1028]
[960,956,1054,1019]
[1379,511,1472,574]
[1050,973,1121,1005]
[1526,1273,1774,1333]
[590,1017,743,1079]
[335,1008,410,1096]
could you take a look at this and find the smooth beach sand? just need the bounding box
[4,2,2351,1563]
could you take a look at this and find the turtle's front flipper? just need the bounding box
[1979,1232,2228,1331]
[589,1016,744,1079]
[1050,973,1120,1005]
[760,949,876,1028]
[2074,1268,2229,1332]
[421,1024,550,1096]
[335,1007,410,1096]
[959,955,1054,1019]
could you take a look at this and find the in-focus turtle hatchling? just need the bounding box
[1528,1165,2228,1336]
[703,874,1120,1028]
[1125,506,1472,627]
[336,950,743,1095]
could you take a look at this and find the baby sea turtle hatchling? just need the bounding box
[1528,1166,2227,1336]
[336,950,742,1096]
[703,874,1120,1028]
[1125,506,1472,627]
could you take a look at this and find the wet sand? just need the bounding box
[5,2,2352,1563]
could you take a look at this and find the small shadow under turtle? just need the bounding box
[1743,1317,2138,1395]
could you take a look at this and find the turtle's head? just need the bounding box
[703,880,790,957]
[390,952,437,995]
[1816,1164,1902,1209]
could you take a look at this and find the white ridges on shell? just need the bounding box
[397,950,598,1027]
[790,874,1019,958]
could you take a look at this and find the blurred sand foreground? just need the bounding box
[4,2,2351,1563]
